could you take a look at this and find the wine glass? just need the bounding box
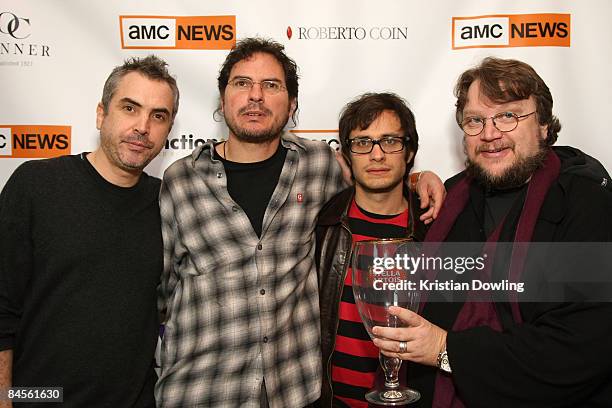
[352,238,421,405]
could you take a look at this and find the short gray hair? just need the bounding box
[101,55,179,120]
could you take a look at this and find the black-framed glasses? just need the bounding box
[348,136,407,154]
[459,111,537,136]
[228,77,286,95]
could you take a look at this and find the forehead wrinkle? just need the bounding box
[465,91,533,116]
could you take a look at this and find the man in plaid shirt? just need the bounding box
[156,37,442,407]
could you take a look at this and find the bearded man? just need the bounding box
[372,57,612,407]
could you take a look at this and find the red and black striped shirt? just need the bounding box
[331,199,409,407]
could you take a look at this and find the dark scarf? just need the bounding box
[423,149,561,408]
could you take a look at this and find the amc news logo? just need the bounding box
[119,15,235,50]
[452,13,570,49]
[0,125,71,158]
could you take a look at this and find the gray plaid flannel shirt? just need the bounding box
[156,132,345,407]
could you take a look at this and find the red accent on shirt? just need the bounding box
[351,233,375,243]
[332,365,377,388]
[337,298,363,323]
[349,199,408,227]
[333,335,379,358]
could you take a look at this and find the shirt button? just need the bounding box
[216,172,223,178]
[232,206,239,212]
[257,244,263,250]
[263,336,269,343]
[260,289,265,295]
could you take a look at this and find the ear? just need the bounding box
[220,95,225,114]
[342,150,353,168]
[405,150,415,165]
[289,97,297,116]
[334,150,353,184]
[539,123,548,141]
[96,102,105,130]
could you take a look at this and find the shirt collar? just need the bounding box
[189,130,304,167]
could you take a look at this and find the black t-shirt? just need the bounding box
[483,184,528,237]
[215,143,287,237]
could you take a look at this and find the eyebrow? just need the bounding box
[120,97,142,108]
[229,75,283,83]
[120,97,171,116]
[464,102,526,117]
[351,132,403,139]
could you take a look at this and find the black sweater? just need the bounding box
[0,154,161,407]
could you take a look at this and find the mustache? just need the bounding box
[238,103,272,115]
[477,141,514,153]
[124,134,154,148]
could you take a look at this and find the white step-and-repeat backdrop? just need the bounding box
[1,0,611,188]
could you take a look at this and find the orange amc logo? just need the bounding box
[452,13,570,49]
[0,125,71,158]
[119,15,236,50]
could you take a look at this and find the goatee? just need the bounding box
[466,142,549,190]
[225,123,283,144]
[224,104,289,144]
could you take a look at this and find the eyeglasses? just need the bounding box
[228,77,287,95]
[348,136,407,154]
[459,111,537,136]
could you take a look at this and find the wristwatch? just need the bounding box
[437,346,452,373]
[408,171,423,191]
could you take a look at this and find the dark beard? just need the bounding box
[466,144,549,190]
[225,121,284,144]
[224,104,289,144]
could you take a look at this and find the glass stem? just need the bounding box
[380,352,402,388]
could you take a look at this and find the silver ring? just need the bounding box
[399,341,407,353]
